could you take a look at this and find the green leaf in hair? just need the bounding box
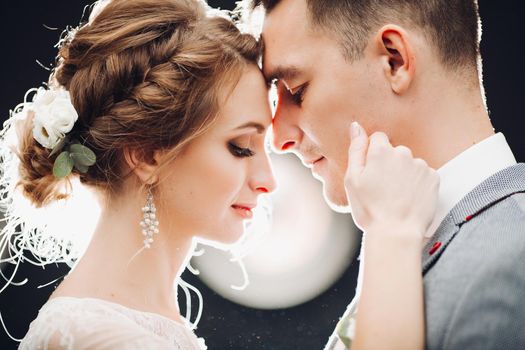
[69,143,96,166]
[53,151,74,179]
[74,163,89,173]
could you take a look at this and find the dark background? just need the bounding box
[0,0,523,349]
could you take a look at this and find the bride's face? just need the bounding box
[158,65,276,244]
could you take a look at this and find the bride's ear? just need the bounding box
[123,147,163,185]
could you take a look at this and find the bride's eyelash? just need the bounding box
[228,142,255,158]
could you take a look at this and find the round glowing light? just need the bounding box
[192,153,359,309]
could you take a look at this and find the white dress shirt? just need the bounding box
[425,132,517,237]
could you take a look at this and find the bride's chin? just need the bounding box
[199,227,244,246]
[220,230,245,245]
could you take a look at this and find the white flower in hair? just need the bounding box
[30,87,78,149]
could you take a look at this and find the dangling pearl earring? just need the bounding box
[140,188,160,249]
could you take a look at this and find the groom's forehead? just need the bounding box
[261,0,310,49]
[261,36,302,84]
[261,24,310,82]
[260,0,318,79]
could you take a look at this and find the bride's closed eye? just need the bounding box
[228,141,255,158]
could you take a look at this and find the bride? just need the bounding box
[0,0,438,349]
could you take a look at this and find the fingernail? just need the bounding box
[350,122,361,140]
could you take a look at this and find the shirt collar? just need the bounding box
[425,133,517,238]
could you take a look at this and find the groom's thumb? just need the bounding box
[348,122,368,176]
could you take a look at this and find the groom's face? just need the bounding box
[262,0,397,209]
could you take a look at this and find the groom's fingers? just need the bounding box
[347,121,369,176]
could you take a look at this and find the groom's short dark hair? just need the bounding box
[252,0,481,72]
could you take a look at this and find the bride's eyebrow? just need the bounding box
[234,122,266,134]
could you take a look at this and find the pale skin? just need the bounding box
[261,0,494,348]
[50,64,276,324]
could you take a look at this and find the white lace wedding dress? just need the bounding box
[18,297,207,350]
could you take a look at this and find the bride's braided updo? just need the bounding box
[16,0,260,207]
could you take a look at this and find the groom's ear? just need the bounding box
[374,25,415,95]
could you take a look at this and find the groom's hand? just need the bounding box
[344,122,439,236]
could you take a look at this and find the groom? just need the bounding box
[250,0,525,349]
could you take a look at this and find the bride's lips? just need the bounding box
[231,204,255,219]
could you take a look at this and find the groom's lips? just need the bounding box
[304,156,324,168]
[312,157,325,174]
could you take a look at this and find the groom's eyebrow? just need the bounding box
[261,36,301,85]
[265,66,301,85]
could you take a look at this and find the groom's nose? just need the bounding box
[272,102,302,153]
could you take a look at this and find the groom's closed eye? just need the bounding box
[275,81,306,107]
[289,83,308,106]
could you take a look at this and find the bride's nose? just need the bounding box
[249,155,277,194]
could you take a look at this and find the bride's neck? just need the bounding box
[53,191,194,322]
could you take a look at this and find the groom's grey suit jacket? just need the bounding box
[325,163,525,350]
[422,163,525,349]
